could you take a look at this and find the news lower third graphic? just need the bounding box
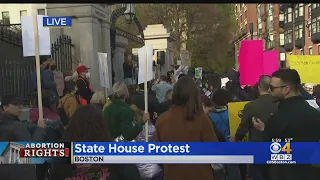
[43,16,72,27]
[0,142,71,164]
[71,142,320,164]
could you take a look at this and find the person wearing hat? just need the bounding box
[30,56,58,98]
[76,65,94,105]
[0,93,45,180]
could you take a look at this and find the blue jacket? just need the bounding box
[31,67,57,96]
[209,107,230,142]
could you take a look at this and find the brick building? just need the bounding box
[281,4,320,57]
[233,4,286,68]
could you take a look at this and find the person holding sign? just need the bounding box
[103,82,150,142]
[76,65,93,105]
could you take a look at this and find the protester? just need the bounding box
[226,67,252,101]
[131,83,159,125]
[57,81,79,126]
[133,109,163,180]
[104,82,149,141]
[27,91,64,141]
[48,59,64,97]
[200,95,225,143]
[231,75,278,180]
[207,73,221,97]
[76,65,93,105]
[156,89,173,115]
[252,69,320,180]
[225,81,241,102]
[151,75,173,103]
[156,76,217,180]
[49,105,142,180]
[31,56,57,98]
[210,89,232,141]
[90,90,106,111]
[0,93,45,180]
[123,54,135,85]
[173,65,188,82]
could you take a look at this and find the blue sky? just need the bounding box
[0,142,47,164]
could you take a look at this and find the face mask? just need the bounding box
[50,65,57,71]
[85,72,90,79]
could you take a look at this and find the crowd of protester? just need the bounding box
[1,56,320,180]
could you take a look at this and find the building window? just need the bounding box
[294,24,303,40]
[308,5,311,19]
[280,53,285,61]
[20,10,27,17]
[240,14,242,22]
[1,11,10,24]
[311,3,320,10]
[288,8,292,22]
[245,10,247,19]
[280,33,284,45]
[285,29,293,44]
[235,5,238,14]
[257,4,261,16]
[279,13,284,22]
[38,9,45,15]
[309,47,313,55]
[300,49,304,55]
[299,4,304,17]
[311,16,320,35]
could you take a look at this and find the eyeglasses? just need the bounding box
[269,85,287,91]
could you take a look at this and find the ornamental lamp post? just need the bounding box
[122,4,135,24]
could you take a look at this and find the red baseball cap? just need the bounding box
[76,65,89,74]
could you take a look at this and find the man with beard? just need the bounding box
[252,69,320,180]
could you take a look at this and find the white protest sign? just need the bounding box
[21,15,51,57]
[138,44,154,84]
[221,77,230,88]
[97,53,110,88]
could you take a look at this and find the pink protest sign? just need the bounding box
[263,50,279,76]
[238,40,263,86]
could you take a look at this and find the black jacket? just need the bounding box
[123,63,133,79]
[130,91,159,125]
[76,77,93,103]
[264,96,320,180]
[235,94,278,142]
[0,112,44,180]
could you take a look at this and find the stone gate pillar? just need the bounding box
[113,36,128,83]
[143,24,176,75]
[47,4,112,92]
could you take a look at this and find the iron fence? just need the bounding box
[0,23,73,100]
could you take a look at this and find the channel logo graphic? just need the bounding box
[270,142,292,161]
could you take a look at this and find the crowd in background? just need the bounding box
[0,55,320,180]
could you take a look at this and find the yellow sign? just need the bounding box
[287,55,320,84]
[228,101,249,142]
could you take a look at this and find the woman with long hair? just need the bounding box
[49,105,141,180]
[155,76,218,180]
